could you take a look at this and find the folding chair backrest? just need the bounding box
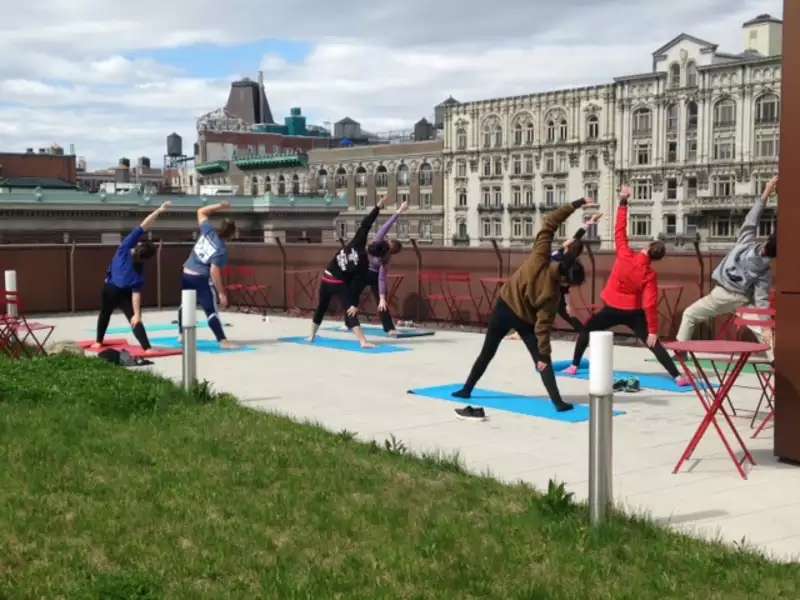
[733,306,775,332]
[419,271,445,297]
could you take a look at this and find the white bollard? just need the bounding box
[5,270,18,317]
[589,331,614,525]
[181,289,197,391]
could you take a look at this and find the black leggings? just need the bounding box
[348,271,396,332]
[571,305,679,378]
[313,280,359,329]
[558,293,585,333]
[96,283,151,349]
[462,299,565,404]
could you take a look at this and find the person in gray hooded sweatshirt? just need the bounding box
[676,175,778,355]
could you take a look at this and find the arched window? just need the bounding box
[355,166,367,187]
[316,170,326,191]
[686,61,697,87]
[278,175,286,195]
[755,94,780,124]
[559,119,568,141]
[492,124,502,147]
[456,127,467,150]
[670,63,681,89]
[397,164,409,187]
[264,175,272,193]
[526,122,534,144]
[687,101,698,130]
[375,165,388,188]
[587,153,599,171]
[633,108,652,134]
[292,174,300,195]
[587,115,599,139]
[714,98,736,128]
[483,124,492,148]
[335,167,347,188]
[514,123,523,146]
[546,120,556,143]
[419,162,433,186]
[666,104,679,132]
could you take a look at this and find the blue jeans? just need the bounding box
[178,273,226,341]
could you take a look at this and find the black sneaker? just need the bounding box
[455,405,487,420]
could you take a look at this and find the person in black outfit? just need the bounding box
[309,195,387,348]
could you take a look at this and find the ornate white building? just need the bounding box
[442,14,782,250]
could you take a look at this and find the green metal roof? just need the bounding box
[195,160,229,175]
[235,154,308,170]
[0,177,77,189]
[0,188,347,211]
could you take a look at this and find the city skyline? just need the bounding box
[0,0,782,168]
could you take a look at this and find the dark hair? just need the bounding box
[763,233,777,258]
[389,239,402,255]
[133,240,156,262]
[559,259,585,286]
[648,240,666,261]
[218,218,237,240]
[368,240,390,258]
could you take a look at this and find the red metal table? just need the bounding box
[478,276,507,322]
[285,269,320,311]
[657,284,684,338]
[663,340,769,480]
[387,273,404,312]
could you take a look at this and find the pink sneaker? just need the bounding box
[562,365,579,376]
[675,375,691,387]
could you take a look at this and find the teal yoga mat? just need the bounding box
[279,336,409,354]
[148,336,253,354]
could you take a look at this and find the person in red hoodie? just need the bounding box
[562,185,689,386]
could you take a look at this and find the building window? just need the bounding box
[755,132,779,158]
[483,158,491,177]
[710,216,735,238]
[356,193,367,209]
[687,176,697,198]
[512,218,523,239]
[544,153,554,173]
[714,98,736,128]
[456,160,466,178]
[458,220,468,238]
[278,175,286,195]
[317,170,327,191]
[398,191,410,206]
[666,178,677,200]
[587,115,599,140]
[458,189,468,207]
[420,221,432,240]
[630,214,652,237]
[420,192,432,209]
[557,152,568,172]
[483,127,491,148]
[667,141,678,163]
[397,164,410,187]
[493,125,503,148]
[670,63,681,89]
[585,182,598,202]
[456,127,467,150]
[355,166,367,187]
[419,163,433,186]
[634,179,652,200]
[687,101,698,130]
[494,157,503,176]
[493,218,503,238]
[524,217,534,238]
[376,165,388,188]
[335,167,347,189]
[524,154,534,174]
[713,138,735,161]
[687,139,697,162]
[759,215,776,237]
[667,104,679,132]
[526,123,534,145]
[514,124,523,146]
[397,220,409,239]
[264,175,272,193]
[664,214,677,235]
[338,222,346,239]
[559,119,568,141]
[546,120,556,143]
[512,155,522,175]
[493,187,502,207]
[544,184,555,206]
[587,153,599,171]
[636,143,651,165]
[755,94,780,124]
[713,175,734,197]
[556,184,566,204]
[524,187,533,206]
[249,177,257,196]
[292,174,300,195]
[482,187,491,207]
[512,186,522,206]
[482,218,492,238]
[687,61,697,87]
[633,108,652,135]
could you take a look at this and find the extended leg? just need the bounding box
[117,290,152,350]
[197,280,226,342]
[95,284,118,345]
[453,302,512,398]
[371,281,396,333]
[517,327,573,412]
[571,306,620,368]
[630,311,681,379]
[676,286,747,341]
[310,281,336,342]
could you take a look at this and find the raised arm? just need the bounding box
[374,200,408,242]
[351,202,383,249]
[531,198,592,259]
[198,200,231,226]
[738,176,778,245]
[615,186,632,257]
[140,201,171,232]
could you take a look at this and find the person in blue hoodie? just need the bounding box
[92,201,171,351]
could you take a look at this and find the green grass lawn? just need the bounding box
[1,354,798,599]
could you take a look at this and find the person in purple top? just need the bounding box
[92,201,171,351]
[348,200,409,336]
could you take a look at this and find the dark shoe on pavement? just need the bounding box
[613,379,627,392]
[624,377,641,393]
[451,388,471,399]
[455,405,487,420]
[553,400,574,412]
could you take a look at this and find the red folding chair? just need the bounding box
[222,266,246,311]
[443,271,481,324]
[0,294,54,356]
[733,306,775,438]
[237,266,271,314]
[419,271,450,322]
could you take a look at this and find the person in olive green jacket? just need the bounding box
[452,197,596,419]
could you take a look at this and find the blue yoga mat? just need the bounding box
[148,336,254,354]
[325,325,435,338]
[103,323,210,335]
[408,384,623,423]
[279,336,409,354]
[551,359,589,371]
[556,365,696,393]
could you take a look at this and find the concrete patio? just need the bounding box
[40,308,800,563]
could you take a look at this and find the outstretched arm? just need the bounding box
[351,197,385,249]
[374,200,408,242]
[198,200,231,226]
[615,186,632,256]
[140,201,171,231]
[738,176,778,244]
[531,198,594,260]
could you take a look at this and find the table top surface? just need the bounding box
[663,340,770,354]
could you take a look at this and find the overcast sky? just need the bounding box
[0,0,783,169]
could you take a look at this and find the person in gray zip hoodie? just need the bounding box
[676,175,778,353]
